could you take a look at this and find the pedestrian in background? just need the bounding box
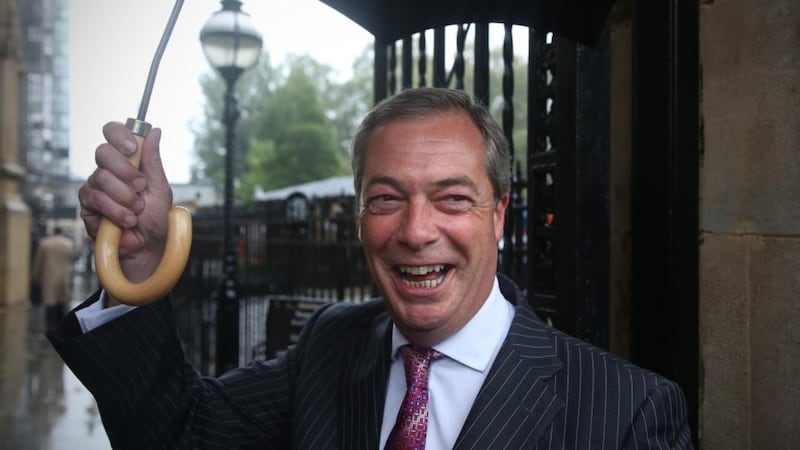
[32,226,75,328]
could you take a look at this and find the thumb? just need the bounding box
[139,127,171,197]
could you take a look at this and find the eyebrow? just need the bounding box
[364,175,481,195]
[434,176,481,194]
[363,176,404,194]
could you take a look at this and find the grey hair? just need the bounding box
[351,87,512,211]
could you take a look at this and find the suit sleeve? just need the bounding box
[624,379,695,449]
[47,294,303,449]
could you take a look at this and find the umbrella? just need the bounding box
[319,0,616,46]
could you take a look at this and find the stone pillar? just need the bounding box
[608,5,633,360]
[700,0,800,448]
[0,0,32,307]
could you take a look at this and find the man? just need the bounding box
[32,226,76,327]
[50,88,693,449]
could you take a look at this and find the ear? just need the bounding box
[493,193,510,242]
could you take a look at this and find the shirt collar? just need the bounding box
[390,276,513,372]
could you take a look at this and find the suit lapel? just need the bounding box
[339,310,392,450]
[454,305,565,449]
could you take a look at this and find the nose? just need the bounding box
[397,199,439,250]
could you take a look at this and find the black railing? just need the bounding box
[173,196,373,373]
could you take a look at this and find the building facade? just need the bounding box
[18,0,70,238]
[0,0,32,306]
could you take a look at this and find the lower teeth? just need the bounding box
[402,275,444,289]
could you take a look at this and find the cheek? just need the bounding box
[359,217,393,248]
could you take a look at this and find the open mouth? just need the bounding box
[396,264,451,289]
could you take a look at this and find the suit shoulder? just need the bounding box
[527,315,689,425]
[531,313,675,387]
[311,298,386,324]
[299,298,387,342]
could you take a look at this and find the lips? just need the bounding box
[396,264,450,289]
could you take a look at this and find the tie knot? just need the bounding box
[399,345,443,389]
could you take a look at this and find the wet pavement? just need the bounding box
[0,270,111,450]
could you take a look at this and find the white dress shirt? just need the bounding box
[75,292,136,333]
[379,277,516,450]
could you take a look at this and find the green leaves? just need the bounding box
[191,47,372,203]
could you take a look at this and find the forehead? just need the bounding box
[365,111,484,159]
[362,111,490,189]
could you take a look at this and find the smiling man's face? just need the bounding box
[359,111,509,346]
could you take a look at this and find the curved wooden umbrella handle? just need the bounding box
[93,119,193,305]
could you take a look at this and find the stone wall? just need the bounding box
[0,0,32,307]
[699,0,800,448]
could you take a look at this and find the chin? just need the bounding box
[394,302,450,328]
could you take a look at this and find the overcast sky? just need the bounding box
[69,0,373,183]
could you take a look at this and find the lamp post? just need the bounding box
[200,0,262,375]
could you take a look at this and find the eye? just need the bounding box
[437,194,473,213]
[365,194,403,215]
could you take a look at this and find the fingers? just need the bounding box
[102,123,171,203]
[80,122,150,232]
[96,122,147,189]
[79,173,143,235]
[102,121,139,158]
[83,121,173,220]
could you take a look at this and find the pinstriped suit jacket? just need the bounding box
[49,275,693,449]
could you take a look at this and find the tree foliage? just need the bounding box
[190,54,277,192]
[240,61,347,196]
[191,36,530,203]
[191,49,372,202]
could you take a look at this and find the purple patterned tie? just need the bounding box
[385,345,444,450]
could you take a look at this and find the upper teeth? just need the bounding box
[399,264,445,275]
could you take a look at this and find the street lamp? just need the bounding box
[200,0,262,375]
